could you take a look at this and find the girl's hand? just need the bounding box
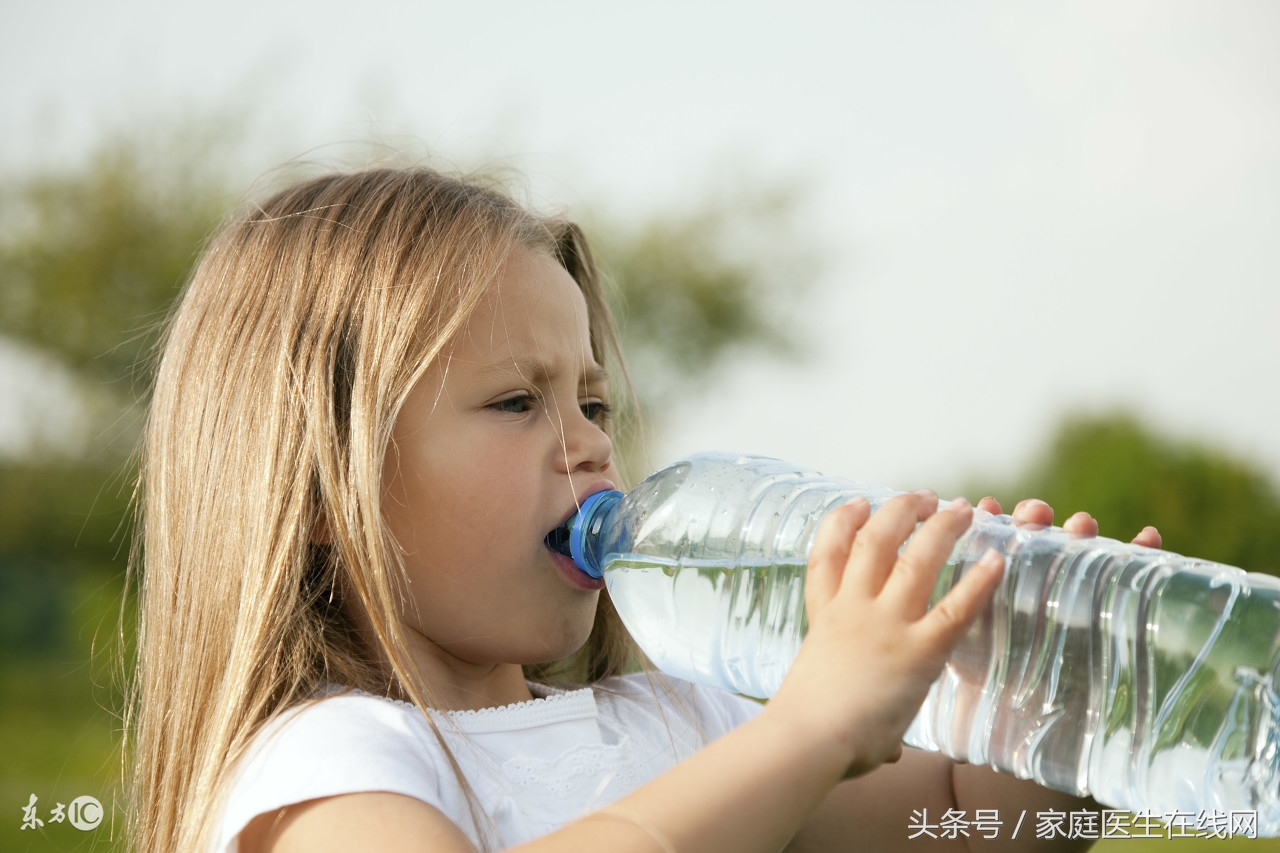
[979,495,1162,548]
[764,493,1005,782]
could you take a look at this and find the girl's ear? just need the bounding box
[312,512,333,545]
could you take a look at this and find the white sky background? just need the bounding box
[2,0,1278,495]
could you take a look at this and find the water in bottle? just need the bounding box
[548,451,1280,834]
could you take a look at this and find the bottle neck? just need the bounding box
[569,489,623,579]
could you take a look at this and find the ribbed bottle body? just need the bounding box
[589,452,1280,832]
[905,524,1280,832]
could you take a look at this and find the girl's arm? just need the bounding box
[242,492,1004,853]
[788,749,1101,852]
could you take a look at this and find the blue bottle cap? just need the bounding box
[570,490,623,579]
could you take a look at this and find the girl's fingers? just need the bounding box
[1062,511,1099,537]
[1132,525,1161,548]
[806,498,870,616]
[1002,498,1159,547]
[841,491,938,599]
[881,497,973,616]
[1011,498,1054,527]
[921,548,1005,649]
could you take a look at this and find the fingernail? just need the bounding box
[948,496,969,511]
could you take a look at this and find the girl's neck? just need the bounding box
[424,662,536,712]
[346,598,540,711]
[397,639,536,712]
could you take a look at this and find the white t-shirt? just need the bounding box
[212,673,762,852]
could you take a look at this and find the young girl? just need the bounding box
[128,165,1159,852]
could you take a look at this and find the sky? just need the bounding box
[2,0,1278,498]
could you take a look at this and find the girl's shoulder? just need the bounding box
[212,688,459,853]
[236,686,445,772]
[244,685,450,772]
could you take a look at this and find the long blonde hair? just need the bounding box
[127,166,639,851]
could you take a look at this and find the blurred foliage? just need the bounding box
[590,184,816,406]
[0,460,133,659]
[970,411,1280,578]
[0,460,133,564]
[0,129,245,395]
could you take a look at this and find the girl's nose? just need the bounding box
[559,405,613,474]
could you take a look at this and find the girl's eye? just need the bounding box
[580,400,613,424]
[490,394,537,415]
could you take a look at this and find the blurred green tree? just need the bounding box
[593,186,813,392]
[970,411,1280,578]
[0,137,238,395]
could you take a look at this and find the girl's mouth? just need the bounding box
[545,519,573,557]
[547,542,604,591]
[545,517,602,590]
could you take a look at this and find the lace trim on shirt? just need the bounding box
[446,682,576,717]
[330,682,597,732]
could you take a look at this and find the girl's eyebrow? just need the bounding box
[474,356,609,386]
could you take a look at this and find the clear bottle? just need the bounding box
[550,451,1280,833]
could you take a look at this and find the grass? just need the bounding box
[1,567,128,853]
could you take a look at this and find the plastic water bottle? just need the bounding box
[548,451,1280,833]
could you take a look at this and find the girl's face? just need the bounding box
[381,247,617,673]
